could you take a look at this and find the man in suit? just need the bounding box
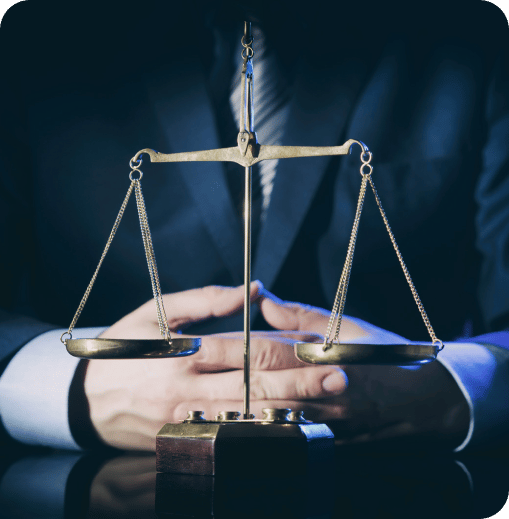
[0,0,507,451]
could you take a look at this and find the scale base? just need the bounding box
[295,342,439,365]
[156,408,334,476]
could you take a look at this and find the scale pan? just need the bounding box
[295,342,438,366]
[66,337,201,359]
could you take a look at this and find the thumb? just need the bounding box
[259,292,329,335]
[163,281,263,330]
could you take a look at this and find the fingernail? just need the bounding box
[322,370,347,394]
[252,280,264,292]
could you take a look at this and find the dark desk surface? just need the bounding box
[0,445,508,519]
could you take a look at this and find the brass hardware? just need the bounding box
[261,408,291,422]
[216,411,241,422]
[184,411,206,422]
[66,337,200,360]
[295,342,439,365]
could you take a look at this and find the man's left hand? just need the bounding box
[259,293,470,448]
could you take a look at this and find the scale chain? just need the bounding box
[61,179,135,342]
[367,175,442,349]
[61,167,172,344]
[134,179,171,342]
[332,175,369,344]
[324,172,368,349]
[324,151,443,351]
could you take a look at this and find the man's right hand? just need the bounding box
[84,283,348,451]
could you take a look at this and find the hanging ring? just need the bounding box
[241,35,253,47]
[361,150,372,164]
[60,331,72,344]
[433,339,444,352]
[129,157,143,170]
[360,163,373,177]
[241,47,254,59]
[129,169,143,181]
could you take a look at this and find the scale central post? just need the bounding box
[243,163,252,419]
[241,21,254,420]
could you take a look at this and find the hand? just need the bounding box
[259,294,470,448]
[259,291,409,345]
[84,283,348,450]
[89,455,156,516]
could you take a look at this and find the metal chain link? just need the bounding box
[61,163,172,344]
[61,179,136,343]
[367,175,442,350]
[134,178,171,342]
[323,159,369,350]
[241,34,254,60]
[324,151,443,352]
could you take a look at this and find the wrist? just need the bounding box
[68,361,106,450]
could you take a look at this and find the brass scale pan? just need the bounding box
[66,336,436,364]
[295,342,439,365]
[66,338,201,360]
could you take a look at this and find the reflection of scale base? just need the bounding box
[155,471,335,518]
[156,408,334,477]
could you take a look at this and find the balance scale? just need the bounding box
[62,22,443,475]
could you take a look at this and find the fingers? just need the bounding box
[259,292,407,344]
[187,366,348,402]
[258,293,329,334]
[191,331,322,372]
[138,281,263,329]
[101,282,263,340]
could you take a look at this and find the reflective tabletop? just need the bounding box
[0,444,508,518]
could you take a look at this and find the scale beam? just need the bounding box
[131,139,369,169]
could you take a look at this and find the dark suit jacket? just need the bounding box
[0,1,508,374]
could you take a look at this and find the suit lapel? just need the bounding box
[253,53,370,292]
[144,54,244,285]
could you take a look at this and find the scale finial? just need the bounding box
[244,21,252,42]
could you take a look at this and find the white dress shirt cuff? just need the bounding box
[0,327,106,449]
[437,341,509,452]
[0,453,82,517]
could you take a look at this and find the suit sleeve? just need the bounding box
[0,3,73,446]
[0,3,58,367]
[474,7,509,333]
[448,7,509,451]
[438,337,509,452]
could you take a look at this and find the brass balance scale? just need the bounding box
[61,22,443,475]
